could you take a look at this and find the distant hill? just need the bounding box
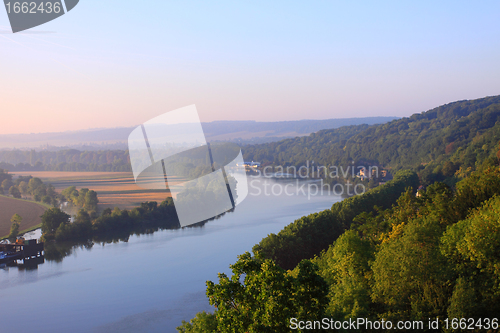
[243,95,500,185]
[0,117,398,150]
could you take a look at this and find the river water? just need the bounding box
[0,177,342,332]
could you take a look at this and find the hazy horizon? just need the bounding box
[0,115,400,136]
[0,116,399,149]
[1,1,500,134]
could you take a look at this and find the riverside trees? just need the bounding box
[180,164,500,332]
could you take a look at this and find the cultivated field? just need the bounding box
[12,171,182,210]
[0,195,47,238]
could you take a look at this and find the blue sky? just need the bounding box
[1,1,500,134]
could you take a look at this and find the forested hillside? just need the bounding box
[243,95,500,185]
[0,150,131,172]
[179,96,500,332]
[252,170,419,270]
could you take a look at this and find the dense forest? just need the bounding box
[178,95,500,332]
[0,149,131,172]
[243,95,500,186]
[2,96,499,182]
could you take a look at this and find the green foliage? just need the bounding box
[55,209,93,241]
[42,197,180,245]
[9,185,21,198]
[62,186,99,213]
[1,178,13,192]
[84,190,99,212]
[244,95,500,187]
[447,277,479,319]
[177,311,218,333]
[8,214,22,241]
[41,195,52,205]
[441,194,500,318]
[188,165,500,331]
[371,216,450,321]
[27,177,60,204]
[253,170,419,270]
[0,168,13,185]
[182,96,500,330]
[452,166,500,222]
[61,185,77,200]
[314,230,374,319]
[41,208,71,238]
[206,252,328,333]
[0,149,132,172]
[28,177,43,195]
[18,181,28,195]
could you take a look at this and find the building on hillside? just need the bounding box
[416,185,426,197]
[239,161,261,168]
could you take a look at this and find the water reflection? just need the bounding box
[0,176,340,333]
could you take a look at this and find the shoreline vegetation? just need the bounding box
[40,201,234,262]
[1,96,500,331]
[1,167,232,261]
[178,96,500,332]
[178,161,500,333]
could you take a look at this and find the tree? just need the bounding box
[8,214,22,241]
[1,178,13,192]
[76,188,89,207]
[371,216,450,321]
[27,177,43,194]
[32,184,47,201]
[9,186,22,199]
[75,209,91,224]
[441,194,500,318]
[0,168,12,184]
[41,208,70,237]
[42,195,53,205]
[206,252,328,333]
[316,230,374,319]
[84,190,99,212]
[46,184,57,200]
[177,311,218,333]
[18,181,28,195]
[61,186,78,202]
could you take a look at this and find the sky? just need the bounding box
[1,1,500,134]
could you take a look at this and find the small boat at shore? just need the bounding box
[0,251,20,262]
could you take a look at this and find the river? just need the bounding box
[0,177,342,332]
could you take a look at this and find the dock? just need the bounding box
[0,239,44,266]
